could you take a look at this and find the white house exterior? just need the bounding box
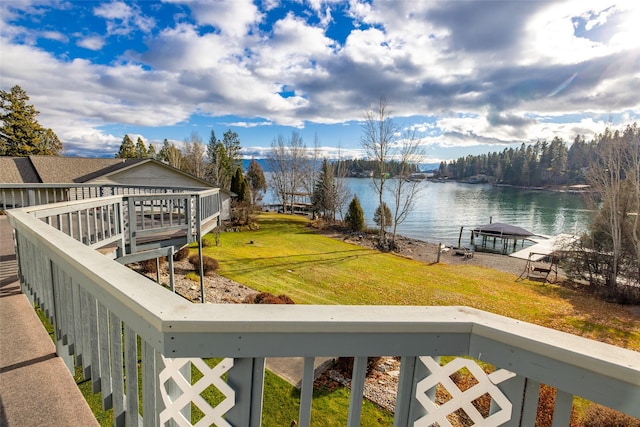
[0,156,233,220]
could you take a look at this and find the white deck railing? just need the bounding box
[6,196,640,427]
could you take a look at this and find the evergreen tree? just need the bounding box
[157,138,182,168]
[230,167,250,203]
[147,143,157,159]
[158,139,171,162]
[36,128,62,156]
[373,202,392,231]
[246,158,267,207]
[135,137,148,158]
[206,129,242,190]
[116,134,136,158]
[1,85,62,156]
[312,158,337,221]
[345,195,365,232]
[230,167,251,224]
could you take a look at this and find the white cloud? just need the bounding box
[225,121,273,128]
[175,0,262,38]
[41,31,67,42]
[1,1,638,159]
[77,36,105,50]
[94,1,155,36]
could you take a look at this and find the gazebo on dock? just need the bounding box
[471,222,534,254]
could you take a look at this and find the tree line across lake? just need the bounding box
[437,135,601,187]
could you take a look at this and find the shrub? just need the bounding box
[244,292,295,304]
[276,294,295,304]
[173,246,189,261]
[139,258,158,273]
[332,356,382,378]
[188,254,219,275]
[373,201,392,229]
[580,404,640,427]
[344,196,365,232]
[184,271,200,282]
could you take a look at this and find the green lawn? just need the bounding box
[38,211,638,425]
[200,212,639,351]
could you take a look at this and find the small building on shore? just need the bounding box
[471,222,535,255]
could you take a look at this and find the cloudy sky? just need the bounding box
[1,1,639,162]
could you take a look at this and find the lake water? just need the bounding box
[267,178,594,246]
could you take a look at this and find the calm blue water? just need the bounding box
[267,178,594,246]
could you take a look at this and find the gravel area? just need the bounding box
[142,258,257,304]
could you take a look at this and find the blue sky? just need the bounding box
[1,1,639,162]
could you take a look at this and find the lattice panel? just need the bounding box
[159,357,235,427]
[415,356,514,427]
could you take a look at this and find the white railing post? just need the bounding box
[109,312,126,427]
[394,355,429,426]
[142,340,158,427]
[551,390,574,427]
[79,287,93,380]
[491,374,527,427]
[196,195,205,303]
[50,261,75,373]
[127,197,137,255]
[98,301,113,410]
[124,324,140,426]
[226,357,265,426]
[298,357,315,426]
[347,356,368,426]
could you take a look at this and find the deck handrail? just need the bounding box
[6,197,640,427]
[0,183,211,211]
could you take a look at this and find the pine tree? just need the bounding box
[158,139,170,162]
[373,202,392,231]
[147,143,157,159]
[247,158,267,206]
[1,85,62,156]
[230,167,250,202]
[345,195,365,232]
[312,158,337,221]
[230,167,251,225]
[116,134,136,158]
[135,137,148,158]
[206,129,242,190]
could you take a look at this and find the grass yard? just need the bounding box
[201,212,639,351]
[36,211,639,426]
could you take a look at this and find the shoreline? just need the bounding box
[318,227,532,277]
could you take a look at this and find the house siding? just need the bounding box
[88,162,208,188]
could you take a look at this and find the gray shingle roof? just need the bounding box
[0,157,40,183]
[0,156,146,183]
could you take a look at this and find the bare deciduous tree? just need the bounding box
[581,124,640,293]
[361,97,397,249]
[388,129,426,246]
[622,124,640,283]
[182,131,206,178]
[267,132,308,213]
